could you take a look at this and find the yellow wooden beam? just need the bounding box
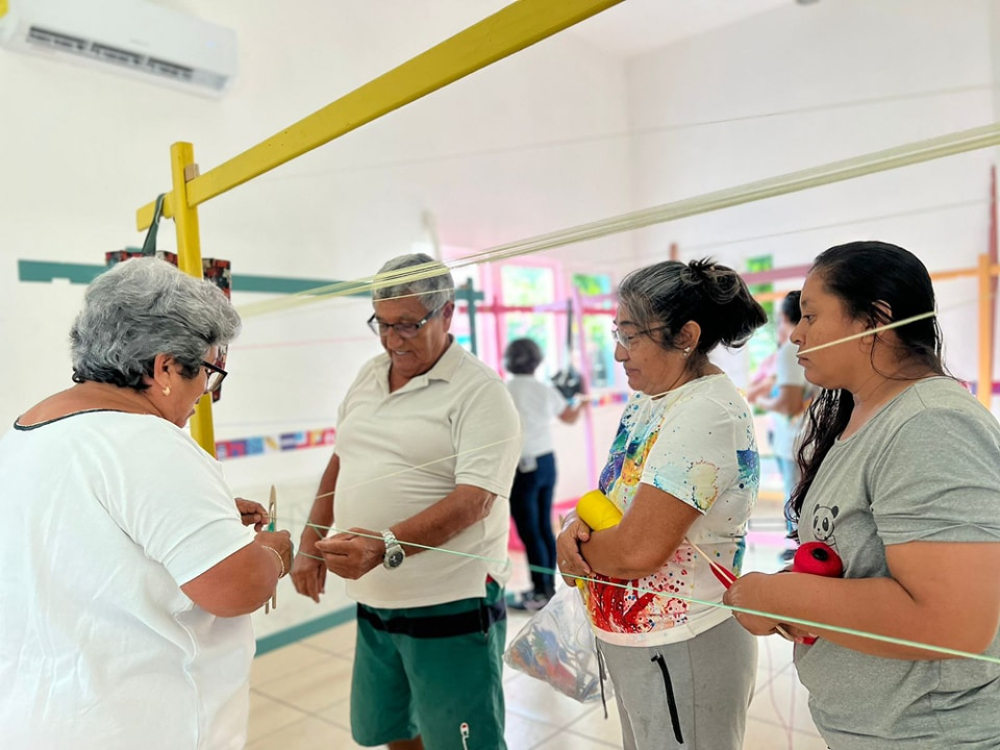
[169,142,218,455]
[137,0,624,230]
[978,253,994,409]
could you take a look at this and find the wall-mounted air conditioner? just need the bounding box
[0,0,238,98]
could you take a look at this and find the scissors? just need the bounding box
[265,484,278,614]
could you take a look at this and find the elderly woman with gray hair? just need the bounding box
[291,253,520,750]
[557,259,766,750]
[0,257,293,749]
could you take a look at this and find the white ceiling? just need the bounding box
[565,0,796,58]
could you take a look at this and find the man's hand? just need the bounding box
[315,528,384,580]
[290,525,328,603]
[556,518,593,587]
[235,498,268,531]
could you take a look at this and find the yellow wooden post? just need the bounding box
[170,142,217,455]
[978,253,994,409]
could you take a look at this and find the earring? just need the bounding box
[683,347,691,357]
[162,386,171,397]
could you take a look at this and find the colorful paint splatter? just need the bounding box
[585,375,759,646]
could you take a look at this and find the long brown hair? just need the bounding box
[789,242,947,528]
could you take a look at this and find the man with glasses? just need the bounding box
[291,253,520,750]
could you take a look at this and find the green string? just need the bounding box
[283,519,1000,666]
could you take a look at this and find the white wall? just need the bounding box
[0,0,633,634]
[6,0,1000,636]
[623,0,997,389]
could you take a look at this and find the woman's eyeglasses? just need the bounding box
[201,348,228,394]
[612,326,666,351]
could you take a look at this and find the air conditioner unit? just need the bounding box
[0,0,238,98]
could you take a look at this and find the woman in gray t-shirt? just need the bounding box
[725,241,1000,750]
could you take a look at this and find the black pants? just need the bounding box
[509,452,557,596]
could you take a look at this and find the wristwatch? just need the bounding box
[381,529,405,570]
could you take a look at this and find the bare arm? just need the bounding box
[558,400,585,425]
[181,529,292,617]
[289,453,339,602]
[746,374,777,403]
[725,541,1000,659]
[757,384,806,416]
[301,453,339,551]
[580,483,702,580]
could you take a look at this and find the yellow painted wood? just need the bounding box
[170,142,217,455]
[978,253,994,409]
[137,0,623,229]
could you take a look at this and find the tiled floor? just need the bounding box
[247,494,829,749]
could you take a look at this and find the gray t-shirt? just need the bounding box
[795,377,1000,749]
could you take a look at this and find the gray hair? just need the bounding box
[619,258,767,355]
[372,253,454,312]
[71,257,242,390]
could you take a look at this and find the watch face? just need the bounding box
[385,548,405,569]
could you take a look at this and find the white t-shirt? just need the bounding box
[585,375,759,647]
[505,374,567,460]
[333,342,521,608]
[0,411,256,749]
[771,341,809,459]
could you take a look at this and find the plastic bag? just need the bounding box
[503,584,611,703]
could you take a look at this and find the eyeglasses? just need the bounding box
[367,305,444,339]
[612,326,666,351]
[201,350,228,394]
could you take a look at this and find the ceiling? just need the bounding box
[565,0,796,58]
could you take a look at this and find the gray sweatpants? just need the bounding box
[597,617,758,750]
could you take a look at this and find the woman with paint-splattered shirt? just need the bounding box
[557,258,766,750]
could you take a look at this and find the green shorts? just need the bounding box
[350,582,507,749]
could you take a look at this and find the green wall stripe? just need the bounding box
[18,260,105,284]
[18,258,483,302]
[17,259,365,296]
[255,605,356,657]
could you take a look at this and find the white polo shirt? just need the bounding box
[333,341,522,608]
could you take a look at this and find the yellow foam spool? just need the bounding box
[576,489,622,530]
[571,490,622,589]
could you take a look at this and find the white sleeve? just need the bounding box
[775,343,807,388]
[96,421,254,586]
[452,380,522,496]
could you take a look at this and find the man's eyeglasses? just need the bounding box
[201,350,228,394]
[368,305,444,339]
[612,326,667,351]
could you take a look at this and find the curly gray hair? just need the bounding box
[372,253,454,312]
[70,257,242,390]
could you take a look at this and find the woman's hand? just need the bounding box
[255,529,293,577]
[235,497,269,531]
[556,518,593,587]
[724,571,815,642]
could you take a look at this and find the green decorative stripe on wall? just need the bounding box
[17,259,368,297]
[18,260,105,285]
[255,605,356,657]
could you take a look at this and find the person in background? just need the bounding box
[0,257,293,749]
[725,241,1000,750]
[503,337,584,611]
[750,290,810,561]
[557,258,766,750]
[290,253,520,750]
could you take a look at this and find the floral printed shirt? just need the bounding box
[585,374,759,646]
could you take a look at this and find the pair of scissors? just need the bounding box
[265,484,278,614]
